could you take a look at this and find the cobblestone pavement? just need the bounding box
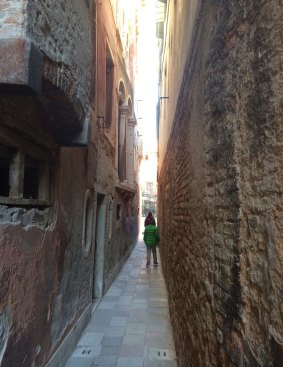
[65,240,177,367]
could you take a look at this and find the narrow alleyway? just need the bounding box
[65,239,177,367]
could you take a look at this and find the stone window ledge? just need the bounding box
[0,197,50,207]
[115,181,137,201]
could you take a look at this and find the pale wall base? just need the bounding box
[45,304,92,367]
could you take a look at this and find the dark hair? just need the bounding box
[144,212,156,227]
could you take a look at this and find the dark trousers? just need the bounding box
[147,245,157,264]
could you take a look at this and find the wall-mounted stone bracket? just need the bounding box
[0,38,42,93]
[115,181,136,201]
[56,118,91,147]
[0,37,90,147]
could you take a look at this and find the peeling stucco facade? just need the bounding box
[0,1,139,366]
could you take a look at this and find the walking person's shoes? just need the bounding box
[154,261,158,266]
[146,262,150,267]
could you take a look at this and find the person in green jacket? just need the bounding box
[143,220,160,267]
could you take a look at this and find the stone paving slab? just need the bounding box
[106,289,122,297]
[98,302,117,310]
[72,346,102,358]
[122,334,146,345]
[116,357,144,367]
[143,360,178,367]
[92,355,117,366]
[100,346,120,356]
[146,335,175,349]
[126,322,147,335]
[105,327,125,337]
[109,316,128,327]
[65,241,177,367]
[102,336,123,347]
[65,357,93,367]
[119,344,145,357]
[78,332,104,346]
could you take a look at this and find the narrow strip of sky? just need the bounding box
[136,0,159,153]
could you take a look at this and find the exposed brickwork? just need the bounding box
[0,0,91,128]
[26,0,91,115]
[159,1,283,366]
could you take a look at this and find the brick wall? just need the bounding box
[0,0,91,119]
[159,1,283,366]
[26,0,91,114]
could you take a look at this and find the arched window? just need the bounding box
[82,189,94,257]
[105,44,114,127]
[118,81,127,181]
[118,81,126,106]
[127,97,132,118]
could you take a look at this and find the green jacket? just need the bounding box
[143,225,160,247]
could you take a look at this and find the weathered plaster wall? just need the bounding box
[104,191,138,285]
[1,0,91,117]
[158,0,200,170]
[0,141,93,366]
[95,0,138,285]
[26,0,91,119]
[96,0,116,125]
[0,1,139,366]
[0,0,27,39]
[0,0,94,365]
[50,148,93,348]
[159,1,283,366]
